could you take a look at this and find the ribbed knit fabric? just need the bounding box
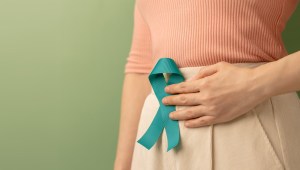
[124,0,299,74]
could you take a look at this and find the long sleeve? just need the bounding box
[124,3,153,74]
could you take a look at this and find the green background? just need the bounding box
[0,0,299,169]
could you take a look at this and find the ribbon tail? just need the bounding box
[137,107,165,150]
[165,118,180,152]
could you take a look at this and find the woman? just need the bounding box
[115,0,300,169]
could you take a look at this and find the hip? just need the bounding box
[133,61,300,170]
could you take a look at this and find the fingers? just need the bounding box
[169,105,207,120]
[165,80,200,94]
[162,93,201,106]
[165,63,220,94]
[184,116,216,128]
[169,104,218,128]
[186,63,219,82]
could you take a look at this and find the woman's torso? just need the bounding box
[136,0,299,68]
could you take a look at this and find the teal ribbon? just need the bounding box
[137,57,185,152]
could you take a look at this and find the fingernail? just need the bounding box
[162,97,166,103]
[165,86,169,92]
[169,112,174,119]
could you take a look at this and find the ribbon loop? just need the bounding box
[137,58,185,152]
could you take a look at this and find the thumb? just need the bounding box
[186,64,219,81]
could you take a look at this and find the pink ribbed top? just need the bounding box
[124,0,299,74]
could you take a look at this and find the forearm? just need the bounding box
[252,50,300,98]
[114,73,151,170]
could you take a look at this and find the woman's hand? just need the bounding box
[162,61,270,128]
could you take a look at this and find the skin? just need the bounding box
[114,50,300,169]
[114,73,151,170]
[162,50,300,128]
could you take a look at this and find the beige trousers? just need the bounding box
[131,62,300,170]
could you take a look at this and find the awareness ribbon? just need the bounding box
[137,57,185,152]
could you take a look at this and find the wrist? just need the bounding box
[248,64,276,100]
